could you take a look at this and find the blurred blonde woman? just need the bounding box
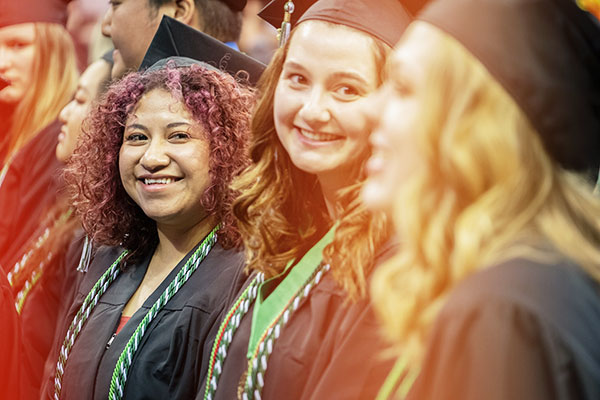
[0,22,78,167]
[0,0,79,279]
[362,0,600,398]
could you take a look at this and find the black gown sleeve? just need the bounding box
[407,259,600,400]
[0,268,21,400]
[304,298,395,399]
[407,293,563,400]
[0,121,62,273]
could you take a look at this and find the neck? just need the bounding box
[315,159,365,220]
[317,172,351,220]
[154,215,218,265]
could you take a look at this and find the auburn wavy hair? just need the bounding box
[371,22,600,366]
[232,21,392,300]
[1,23,78,164]
[65,64,255,262]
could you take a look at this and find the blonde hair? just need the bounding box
[372,26,600,366]
[4,23,78,161]
[233,21,392,299]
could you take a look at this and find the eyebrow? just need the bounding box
[166,122,191,129]
[329,71,370,86]
[125,122,191,131]
[283,60,307,70]
[284,60,370,85]
[125,123,148,132]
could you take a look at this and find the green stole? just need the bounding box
[247,225,336,360]
[375,355,418,399]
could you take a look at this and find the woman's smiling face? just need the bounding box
[273,20,380,186]
[119,88,211,229]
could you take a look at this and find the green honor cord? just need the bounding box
[54,250,129,400]
[204,224,337,400]
[108,225,218,400]
[54,225,219,400]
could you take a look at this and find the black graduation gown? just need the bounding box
[0,120,62,273]
[0,268,20,400]
[41,241,246,400]
[19,231,84,400]
[206,244,396,400]
[407,257,600,400]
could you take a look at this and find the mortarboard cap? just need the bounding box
[419,0,600,173]
[0,0,70,28]
[258,0,318,28]
[140,15,266,86]
[259,0,411,48]
[297,0,411,47]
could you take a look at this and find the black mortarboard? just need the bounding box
[259,0,411,48]
[297,0,411,47]
[420,0,600,173]
[140,15,266,86]
[0,0,70,28]
[258,0,318,28]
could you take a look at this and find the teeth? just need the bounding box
[144,178,175,185]
[299,129,340,142]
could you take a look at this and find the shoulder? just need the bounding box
[443,256,600,327]
[201,244,247,285]
[9,120,61,176]
[75,245,127,290]
[184,244,248,310]
[410,256,600,400]
[436,255,600,368]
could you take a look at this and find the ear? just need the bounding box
[173,0,196,25]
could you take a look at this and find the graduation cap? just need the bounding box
[259,0,411,47]
[258,0,317,27]
[258,0,318,45]
[139,15,266,86]
[0,0,70,28]
[420,0,600,173]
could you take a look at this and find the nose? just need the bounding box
[298,88,330,124]
[364,86,386,128]
[58,101,72,125]
[140,139,170,172]
[101,7,113,38]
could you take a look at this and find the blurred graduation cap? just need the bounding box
[140,15,266,86]
[420,0,600,173]
[0,0,70,28]
[259,0,411,47]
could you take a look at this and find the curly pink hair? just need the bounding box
[65,63,255,262]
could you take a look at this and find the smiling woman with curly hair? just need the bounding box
[42,60,256,400]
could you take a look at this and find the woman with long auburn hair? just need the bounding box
[201,0,412,399]
[362,0,600,397]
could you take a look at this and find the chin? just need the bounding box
[55,146,67,163]
[0,91,21,106]
[361,180,392,212]
[289,156,329,175]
